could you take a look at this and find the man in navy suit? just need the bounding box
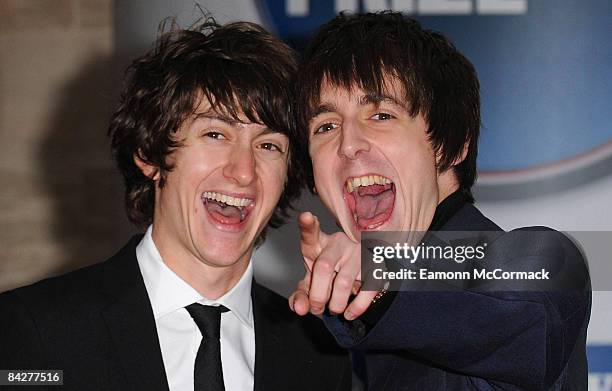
[290,12,591,390]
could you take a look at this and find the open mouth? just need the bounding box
[202,191,254,226]
[344,174,395,230]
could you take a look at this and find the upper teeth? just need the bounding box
[346,175,392,193]
[203,192,253,207]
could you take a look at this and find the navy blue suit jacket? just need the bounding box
[324,203,591,390]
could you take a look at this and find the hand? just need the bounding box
[289,212,378,320]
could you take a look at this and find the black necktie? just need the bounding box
[186,303,229,391]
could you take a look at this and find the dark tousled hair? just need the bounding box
[296,11,480,201]
[109,17,303,234]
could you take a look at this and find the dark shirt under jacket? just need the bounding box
[359,189,470,330]
[0,236,352,391]
[325,190,591,390]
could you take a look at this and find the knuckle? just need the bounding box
[301,243,320,257]
[309,298,326,309]
[294,289,306,297]
[351,300,370,313]
[328,301,347,314]
[334,276,354,291]
[331,232,345,240]
[297,280,309,290]
[308,290,327,305]
[300,243,312,254]
[314,258,336,274]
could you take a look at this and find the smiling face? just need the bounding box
[308,81,459,240]
[141,98,289,278]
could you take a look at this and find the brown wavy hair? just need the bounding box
[109,17,303,236]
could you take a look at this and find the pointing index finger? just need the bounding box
[299,212,320,245]
[299,212,324,268]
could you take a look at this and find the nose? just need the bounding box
[339,120,370,159]
[223,145,256,186]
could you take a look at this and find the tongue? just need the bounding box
[358,184,389,196]
[354,185,394,221]
[205,200,243,224]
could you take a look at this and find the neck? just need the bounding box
[151,227,251,300]
[437,172,460,205]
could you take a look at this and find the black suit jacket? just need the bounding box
[324,203,591,390]
[0,236,351,391]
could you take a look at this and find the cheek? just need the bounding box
[181,158,214,190]
[383,140,437,201]
[388,133,436,171]
[258,159,288,199]
[312,167,338,209]
[312,163,326,184]
[310,145,336,183]
[309,138,334,162]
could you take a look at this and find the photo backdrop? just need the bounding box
[114,1,612,387]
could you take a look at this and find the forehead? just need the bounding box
[191,95,258,124]
[176,96,288,141]
[188,95,288,136]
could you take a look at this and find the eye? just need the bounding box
[313,122,339,135]
[370,112,395,121]
[259,142,284,153]
[203,131,226,140]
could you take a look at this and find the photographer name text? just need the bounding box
[373,268,550,281]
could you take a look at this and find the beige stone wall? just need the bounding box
[0,0,122,292]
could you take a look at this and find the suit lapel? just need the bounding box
[252,282,291,391]
[101,237,170,391]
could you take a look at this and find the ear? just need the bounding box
[133,151,160,181]
[436,141,469,169]
[451,141,469,167]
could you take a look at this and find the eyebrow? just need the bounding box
[193,111,239,125]
[359,93,404,108]
[311,103,338,118]
[258,127,283,136]
[192,111,281,135]
[311,93,405,119]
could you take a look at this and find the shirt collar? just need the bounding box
[136,225,254,328]
[428,189,469,231]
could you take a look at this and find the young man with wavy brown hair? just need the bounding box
[0,18,350,391]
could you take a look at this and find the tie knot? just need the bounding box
[186,303,229,340]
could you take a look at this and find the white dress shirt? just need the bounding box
[136,226,255,391]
